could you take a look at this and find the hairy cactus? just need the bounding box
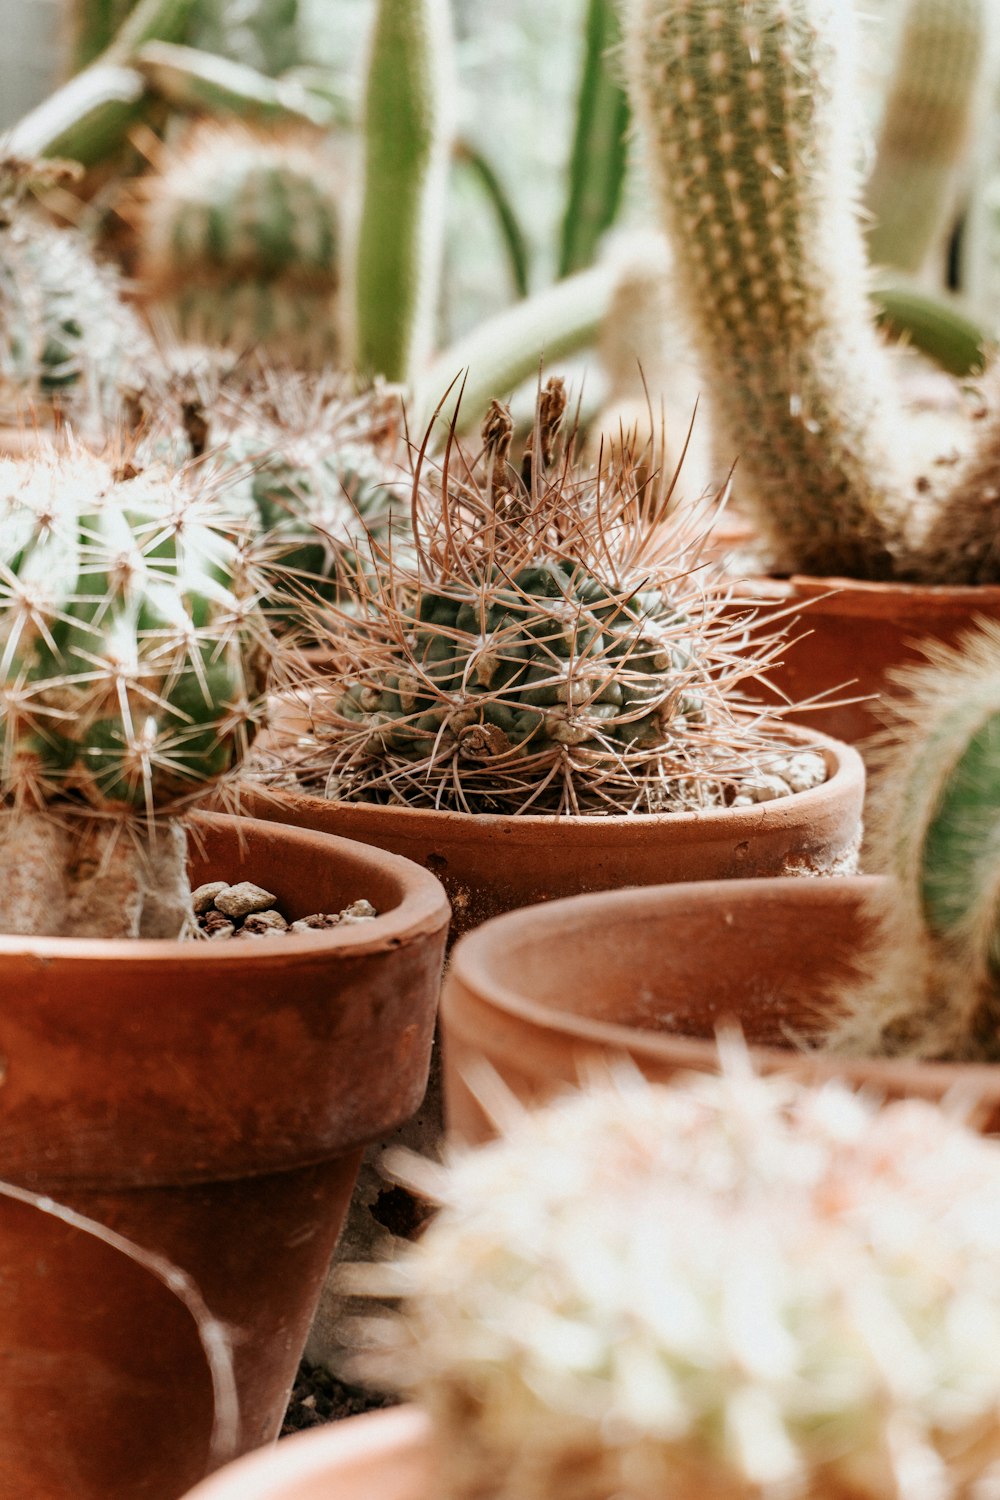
[350,1064,1000,1500]
[622,0,1000,584]
[285,380,826,817]
[0,165,149,432]
[0,442,277,938]
[135,120,341,367]
[827,623,1000,1060]
[864,0,994,277]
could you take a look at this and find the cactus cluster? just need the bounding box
[286,380,824,817]
[0,440,277,938]
[135,120,341,367]
[351,1064,1000,1500]
[622,0,1000,584]
[0,164,149,432]
[827,622,1000,1061]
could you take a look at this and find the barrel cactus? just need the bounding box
[287,380,827,816]
[827,622,1000,1060]
[135,119,341,366]
[349,1065,1000,1500]
[0,441,277,938]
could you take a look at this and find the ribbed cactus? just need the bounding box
[0,166,149,431]
[135,120,341,367]
[350,1066,1000,1500]
[0,443,276,938]
[864,0,993,277]
[624,0,1000,585]
[288,380,826,816]
[188,0,300,76]
[828,623,1000,1060]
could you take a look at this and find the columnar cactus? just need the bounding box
[0,443,276,938]
[288,381,826,817]
[351,1066,1000,1500]
[864,0,993,277]
[622,0,1000,584]
[135,120,341,367]
[828,623,1000,1060]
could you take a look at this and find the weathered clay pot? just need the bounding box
[244,724,864,943]
[441,874,1000,1145]
[726,574,1000,745]
[180,1407,431,1500]
[0,812,449,1500]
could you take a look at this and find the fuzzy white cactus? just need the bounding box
[351,1061,1000,1500]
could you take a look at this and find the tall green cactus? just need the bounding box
[0,444,276,938]
[352,0,455,386]
[864,0,993,277]
[827,623,1000,1060]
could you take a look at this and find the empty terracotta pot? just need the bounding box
[244,724,864,943]
[725,574,1000,746]
[180,1407,431,1500]
[440,875,1000,1145]
[0,812,449,1500]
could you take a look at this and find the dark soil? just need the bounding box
[281,1361,399,1435]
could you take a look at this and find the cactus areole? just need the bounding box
[0,447,275,938]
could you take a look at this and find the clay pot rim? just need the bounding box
[737,572,1000,604]
[257,720,862,837]
[182,1407,430,1499]
[442,874,1000,1102]
[0,811,449,962]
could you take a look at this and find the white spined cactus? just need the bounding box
[351,1061,1000,1500]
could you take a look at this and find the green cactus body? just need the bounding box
[137,121,340,366]
[828,624,1000,1059]
[864,0,993,277]
[624,0,913,579]
[0,446,275,937]
[188,0,300,77]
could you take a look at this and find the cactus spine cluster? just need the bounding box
[622,0,1000,584]
[0,443,276,938]
[351,1065,1000,1500]
[864,0,993,277]
[136,120,341,367]
[827,623,1000,1061]
[287,380,824,817]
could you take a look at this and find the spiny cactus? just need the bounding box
[827,622,1000,1060]
[135,120,341,367]
[349,1063,1000,1500]
[187,0,301,77]
[0,441,277,938]
[0,162,150,433]
[285,380,825,817]
[864,0,994,277]
[622,0,1000,584]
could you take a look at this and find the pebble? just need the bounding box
[192,881,230,914]
[289,913,341,933]
[214,882,278,918]
[243,910,289,935]
[780,751,827,794]
[340,900,377,923]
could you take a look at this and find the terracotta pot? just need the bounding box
[726,574,1000,746]
[441,874,1000,1145]
[180,1407,431,1500]
[0,426,45,458]
[0,812,449,1500]
[243,724,864,943]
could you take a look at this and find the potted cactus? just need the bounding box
[247,379,865,942]
[0,439,450,1497]
[621,0,1000,745]
[182,1065,1000,1500]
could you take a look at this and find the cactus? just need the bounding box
[0,442,277,938]
[285,380,825,817]
[349,1064,1000,1500]
[826,623,1000,1060]
[622,0,1000,584]
[864,0,993,277]
[188,0,301,78]
[0,164,150,432]
[135,119,341,366]
[352,0,456,386]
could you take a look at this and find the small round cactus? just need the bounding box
[0,440,277,938]
[351,1064,1000,1500]
[135,120,341,367]
[287,380,826,816]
